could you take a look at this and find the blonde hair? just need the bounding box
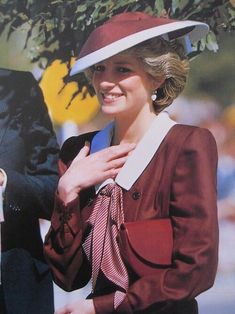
[85,37,190,114]
[123,37,190,113]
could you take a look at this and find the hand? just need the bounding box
[58,142,135,204]
[0,171,5,186]
[55,299,95,314]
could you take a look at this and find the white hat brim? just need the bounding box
[70,20,209,76]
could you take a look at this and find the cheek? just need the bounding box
[127,78,151,98]
[121,77,143,92]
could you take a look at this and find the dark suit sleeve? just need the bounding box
[2,71,59,220]
[94,128,219,314]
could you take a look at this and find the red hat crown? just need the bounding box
[71,11,209,75]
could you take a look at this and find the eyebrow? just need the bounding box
[95,60,133,66]
[113,61,132,66]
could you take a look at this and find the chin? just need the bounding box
[101,105,122,116]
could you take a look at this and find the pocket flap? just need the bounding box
[121,219,173,265]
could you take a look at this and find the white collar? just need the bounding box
[90,111,177,192]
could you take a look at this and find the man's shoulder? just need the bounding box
[0,68,37,101]
[0,67,33,76]
[0,68,35,83]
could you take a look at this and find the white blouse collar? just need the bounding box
[90,111,177,192]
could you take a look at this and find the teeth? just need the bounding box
[103,93,122,99]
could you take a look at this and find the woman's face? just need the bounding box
[91,54,159,118]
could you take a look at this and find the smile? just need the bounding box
[102,93,124,101]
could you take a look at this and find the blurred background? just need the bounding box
[0,1,235,313]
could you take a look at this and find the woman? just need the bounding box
[44,11,219,314]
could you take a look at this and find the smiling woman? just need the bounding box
[90,54,157,123]
[44,11,218,314]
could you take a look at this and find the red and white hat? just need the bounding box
[70,11,209,76]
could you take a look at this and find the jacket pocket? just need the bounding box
[118,218,173,277]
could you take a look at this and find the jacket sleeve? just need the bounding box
[44,135,95,291]
[93,127,219,314]
[2,71,59,220]
[44,191,91,290]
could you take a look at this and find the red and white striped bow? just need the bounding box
[83,183,128,309]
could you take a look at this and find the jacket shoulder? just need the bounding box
[167,124,216,147]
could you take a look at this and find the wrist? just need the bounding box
[58,176,81,204]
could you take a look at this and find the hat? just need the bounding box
[70,11,209,76]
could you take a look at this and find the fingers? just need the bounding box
[73,141,90,162]
[0,171,5,186]
[104,167,121,179]
[103,156,130,179]
[105,155,129,170]
[98,143,136,161]
[54,305,68,314]
[54,304,73,314]
[73,142,135,164]
[60,142,136,193]
[109,143,136,160]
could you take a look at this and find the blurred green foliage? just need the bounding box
[1,0,234,63]
[185,32,235,107]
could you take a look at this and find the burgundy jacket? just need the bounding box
[44,124,219,314]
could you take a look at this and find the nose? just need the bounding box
[101,65,117,81]
[99,79,115,91]
[92,66,117,92]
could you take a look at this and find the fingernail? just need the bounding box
[85,140,90,146]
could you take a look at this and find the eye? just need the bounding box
[117,67,131,73]
[93,64,105,72]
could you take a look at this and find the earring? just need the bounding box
[151,90,158,101]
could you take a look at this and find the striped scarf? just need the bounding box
[83,183,128,309]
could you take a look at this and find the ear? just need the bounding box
[153,78,165,90]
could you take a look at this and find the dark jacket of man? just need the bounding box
[0,68,59,314]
